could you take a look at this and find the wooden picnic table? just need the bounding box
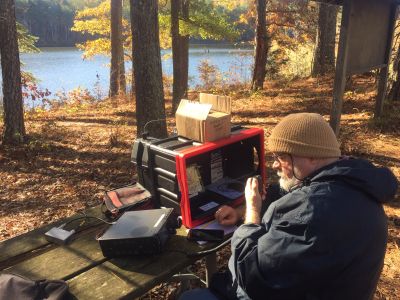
[0,206,224,299]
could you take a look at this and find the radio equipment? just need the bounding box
[131,126,265,228]
[98,208,178,257]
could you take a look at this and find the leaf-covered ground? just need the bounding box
[0,76,399,299]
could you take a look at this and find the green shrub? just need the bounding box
[279,43,314,80]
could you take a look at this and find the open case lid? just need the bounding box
[176,99,213,121]
[199,93,231,114]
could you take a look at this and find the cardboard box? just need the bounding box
[175,93,231,143]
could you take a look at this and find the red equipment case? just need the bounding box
[132,127,265,228]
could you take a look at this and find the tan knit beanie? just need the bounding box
[268,113,341,158]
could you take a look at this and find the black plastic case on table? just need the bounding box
[131,126,265,228]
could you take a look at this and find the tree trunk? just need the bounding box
[251,0,268,91]
[0,0,25,145]
[388,43,400,102]
[117,0,126,95]
[312,3,338,77]
[171,0,189,113]
[110,0,126,97]
[118,39,126,94]
[130,0,167,138]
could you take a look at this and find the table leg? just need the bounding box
[205,252,217,287]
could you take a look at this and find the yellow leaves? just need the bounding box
[78,38,111,59]
[237,3,255,25]
[213,0,247,10]
[74,1,110,19]
[159,32,171,50]
[72,19,110,36]
[159,15,172,49]
[72,0,130,59]
[71,1,111,36]
[121,18,130,32]
[239,14,249,25]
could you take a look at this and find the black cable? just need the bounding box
[289,154,303,182]
[59,214,115,229]
[185,237,232,257]
[79,211,116,225]
[143,118,167,137]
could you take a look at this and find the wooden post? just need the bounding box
[330,0,352,135]
[375,4,398,118]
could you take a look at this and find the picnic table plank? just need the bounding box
[4,228,106,281]
[0,206,103,269]
[1,207,224,299]
[67,251,195,300]
[67,231,216,299]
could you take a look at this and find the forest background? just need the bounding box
[14,0,254,46]
[0,0,399,299]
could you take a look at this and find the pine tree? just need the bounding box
[130,0,167,138]
[0,0,26,144]
[251,0,268,91]
[110,0,126,97]
[171,0,189,113]
[312,2,338,77]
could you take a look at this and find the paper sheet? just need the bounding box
[186,164,203,196]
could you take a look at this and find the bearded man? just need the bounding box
[180,113,398,300]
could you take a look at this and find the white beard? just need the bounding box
[278,171,300,192]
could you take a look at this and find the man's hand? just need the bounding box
[215,205,243,226]
[244,177,262,224]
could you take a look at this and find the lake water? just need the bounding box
[1,45,254,107]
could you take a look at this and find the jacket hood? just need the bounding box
[309,158,398,203]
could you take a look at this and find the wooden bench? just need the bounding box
[0,206,222,299]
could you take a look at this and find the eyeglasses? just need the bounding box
[272,153,290,164]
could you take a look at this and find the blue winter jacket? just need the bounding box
[229,158,398,300]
